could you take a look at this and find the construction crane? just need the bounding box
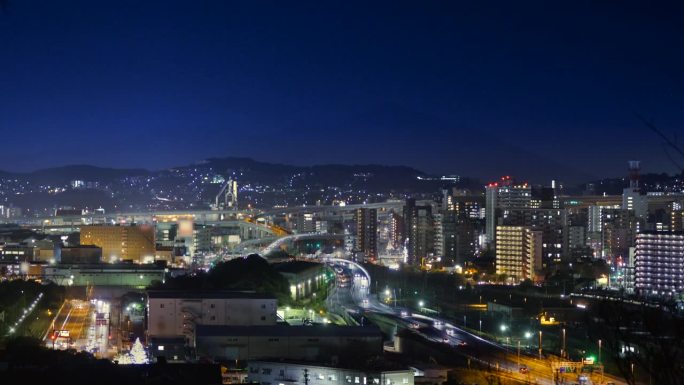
[213,178,238,210]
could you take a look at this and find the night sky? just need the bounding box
[1,1,684,183]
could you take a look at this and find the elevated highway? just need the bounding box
[20,200,411,227]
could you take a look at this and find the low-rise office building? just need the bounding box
[43,263,165,287]
[59,245,102,264]
[147,290,278,344]
[192,324,383,362]
[247,360,413,385]
[273,261,328,300]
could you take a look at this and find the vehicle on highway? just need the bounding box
[446,328,455,336]
[519,366,529,374]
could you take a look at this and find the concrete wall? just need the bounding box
[147,297,277,338]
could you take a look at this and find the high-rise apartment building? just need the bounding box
[485,177,531,243]
[601,208,639,260]
[634,231,684,296]
[672,205,684,232]
[354,208,377,260]
[500,208,566,263]
[403,199,434,265]
[440,210,475,265]
[80,224,155,263]
[389,212,404,250]
[622,161,648,219]
[495,226,542,282]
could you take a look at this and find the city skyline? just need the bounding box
[1,1,684,182]
[3,2,684,385]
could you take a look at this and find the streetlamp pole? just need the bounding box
[517,340,521,366]
[562,328,566,358]
[598,339,602,364]
[538,331,543,359]
[479,319,482,332]
[463,315,466,328]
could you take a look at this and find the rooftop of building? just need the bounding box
[62,245,102,249]
[48,263,165,271]
[272,260,324,274]
[637,231,684,236]
[195,324,381,338]
[248,357,409,373]
[147,290,276,300]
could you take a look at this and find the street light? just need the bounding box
[562,328,566,358]
[599,339,604,385]
[538,331,543,359]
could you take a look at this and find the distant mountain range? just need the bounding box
[0,157,455,189]
[2,158,680,215]
[0,165,150,185]
[0,157,479,214]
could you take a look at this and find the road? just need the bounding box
[325,261,627,385]
[45,299,90,350]
[44,299,112,357]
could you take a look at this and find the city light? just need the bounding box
[0,8,679,382]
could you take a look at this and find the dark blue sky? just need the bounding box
[1,1,683,183]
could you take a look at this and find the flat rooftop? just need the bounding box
[273,261,324,274]
[196,324,381,338]
[48,263,165,271]
[249,358,408,373]
[147,290,276,300]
